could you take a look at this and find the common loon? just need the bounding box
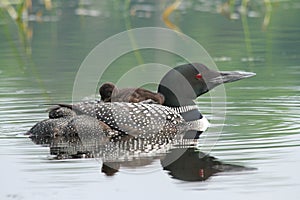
[28,63,255,142]
[98,63,255,138]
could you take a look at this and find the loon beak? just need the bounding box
[210,71,256,85]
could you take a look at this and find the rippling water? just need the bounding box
[1,0,300,200]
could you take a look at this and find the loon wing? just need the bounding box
[60,102,185,139]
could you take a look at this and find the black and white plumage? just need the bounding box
[97,63,255,139]
[59,101,195,140]
[157,63,255,138]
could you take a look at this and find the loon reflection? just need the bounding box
[29,134,255,181]
[102,147,255,181]
[161,148,255,181]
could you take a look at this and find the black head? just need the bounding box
[158,63,256,106]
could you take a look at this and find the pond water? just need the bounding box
[0,0,300,200]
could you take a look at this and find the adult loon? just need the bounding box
[97,63,255,138]
[28,63,255,141]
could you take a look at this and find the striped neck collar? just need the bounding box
[170,105,199,114]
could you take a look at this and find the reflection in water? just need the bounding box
[29,133,255,181]
[161,147,255,181]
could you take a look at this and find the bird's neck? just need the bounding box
[163,97,196,108]
[163,98,203,122]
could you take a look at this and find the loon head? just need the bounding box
[48,106,77,119]
[99,82,117,102]
[158,63,256,107]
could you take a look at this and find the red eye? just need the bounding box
[195,73,202,79]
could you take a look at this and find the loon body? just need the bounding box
[28,63,255,142]
[57,101,207,141]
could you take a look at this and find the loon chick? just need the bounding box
[26,106,76,137]
[48,106,77,119]
[27,106,115,143]
[99,82,165,104]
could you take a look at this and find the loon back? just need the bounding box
[58,102,192,140]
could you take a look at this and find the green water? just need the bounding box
[0,0,299,200]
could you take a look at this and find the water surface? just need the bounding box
[0,0,300,200]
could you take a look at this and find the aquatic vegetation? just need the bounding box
[162,0,182,32]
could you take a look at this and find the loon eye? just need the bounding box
[195,73,202,79]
